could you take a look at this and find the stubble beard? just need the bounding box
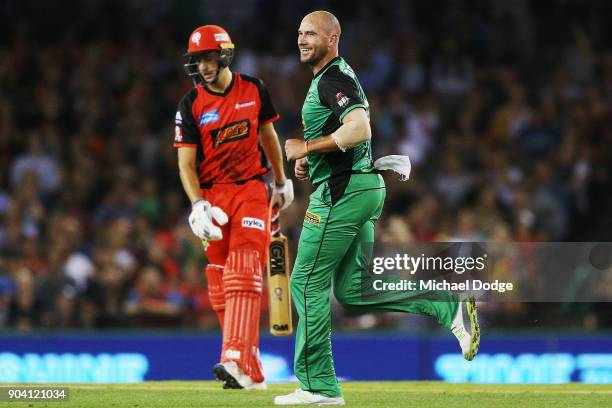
[305,48,327,68]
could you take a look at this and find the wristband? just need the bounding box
[305,140,310,154]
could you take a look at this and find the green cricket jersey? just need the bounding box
[302,57,375,197]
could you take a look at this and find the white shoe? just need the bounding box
[213,361,267,390]
[450,295,480,361]
[274,389,345,405]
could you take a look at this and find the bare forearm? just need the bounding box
[260,124,287,184]
[179,164,202,204]
[285,109,371,161]
[306,134,338,153]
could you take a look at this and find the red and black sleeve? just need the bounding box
[317,65,366,122]
[173,89,200,147]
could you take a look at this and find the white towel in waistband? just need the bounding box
[373,155,412,181]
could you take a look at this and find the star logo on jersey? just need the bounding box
[336,92,349,107]
[210,120,250,147]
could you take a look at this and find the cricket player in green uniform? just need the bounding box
[275,11,480,406]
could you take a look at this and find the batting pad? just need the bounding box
[221,250,265,383]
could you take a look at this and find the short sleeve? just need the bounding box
[258,80,280,125]
[317,66,366,122]
[173,89,200,147]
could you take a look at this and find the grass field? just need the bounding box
[2,382,612,407]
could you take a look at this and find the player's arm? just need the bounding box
[261,122,294,210]
[174,90,203,204]
[259,122,287,185]
[177,147,201,204]
[250,75,294,209]
[174,92,227,241]
[286,66,370,160]
[285,108,370,160]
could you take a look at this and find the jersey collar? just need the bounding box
[313,56,341,79]
[202,72,236,97]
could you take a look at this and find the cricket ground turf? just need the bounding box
[2,382,611,407]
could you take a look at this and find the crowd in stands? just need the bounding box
[1,0,611,330]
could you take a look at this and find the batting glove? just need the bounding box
[270,179,294,211]
[188,199,228,241]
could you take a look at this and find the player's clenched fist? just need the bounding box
[285,139,307,161]
[295,158,309,181]
[188,199,228,240]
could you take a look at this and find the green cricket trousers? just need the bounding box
[290,172,458,397]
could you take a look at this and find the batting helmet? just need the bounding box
[184,25,235,83]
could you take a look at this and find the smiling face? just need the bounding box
[297,16,332,67]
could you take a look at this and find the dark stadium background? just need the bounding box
[0,0,611,383]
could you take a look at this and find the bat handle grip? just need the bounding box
[271,203,281,237]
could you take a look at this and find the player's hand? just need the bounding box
[295,158,309,181]
[270,179,294,211]
[188,199,228,241]
[285,139,307,160]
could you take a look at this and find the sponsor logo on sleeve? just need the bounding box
[175,111,183,125]
[174,126,183,142]
[336,92,349,107]
[210,119,250,147]
[242,217,265,230]
[304,210,321,225]
[199,109,220,126]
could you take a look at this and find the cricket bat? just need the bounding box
[267,205,293,336]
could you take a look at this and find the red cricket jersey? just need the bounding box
[173,73,280,185]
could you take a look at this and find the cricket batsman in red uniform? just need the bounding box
[173,25,293,390]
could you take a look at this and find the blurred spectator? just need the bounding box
[81,263,130,327]
[10,134,60,197]
[9,267,37,330]
[397,92,439,167]
[431,37,474,96]
[36,241,78,327]
[125,265,183,327]
[434,154,477,210]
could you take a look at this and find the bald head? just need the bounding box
[298,11,341,72]
[302,10,341,36]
